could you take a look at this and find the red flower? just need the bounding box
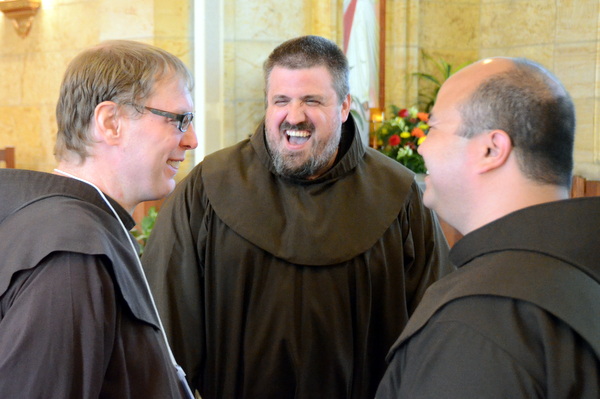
[398,108,409,118]
[388,134,401,147]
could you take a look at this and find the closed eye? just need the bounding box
[272,96,290,106]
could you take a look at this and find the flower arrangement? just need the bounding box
[372,105,429,173]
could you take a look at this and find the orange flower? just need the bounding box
[417,112,429,122]
[411,127,425,138]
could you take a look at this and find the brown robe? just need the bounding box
[142,117,452,398]
[0,169,187,398]
[377,197,600,398]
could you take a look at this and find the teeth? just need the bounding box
[286,130,310,137]
[167,160,181,169]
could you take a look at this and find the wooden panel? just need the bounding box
[0,146,15,168]
[571,175,586,198]
[571,175,600,198]
[585,179,600,196]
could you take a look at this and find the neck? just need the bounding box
[462,182,569,235]
[54,163,135,214]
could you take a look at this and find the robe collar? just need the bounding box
[202,115,416,265]
[0,169,159,328]
[451,197,600,283]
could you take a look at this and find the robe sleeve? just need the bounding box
[142,168,207,392]
[401,182,453,314]
[0,253,116,398]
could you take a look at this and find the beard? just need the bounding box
[266,119,342,179]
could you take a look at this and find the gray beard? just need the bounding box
[269,131,341,179]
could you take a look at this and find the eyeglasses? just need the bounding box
[127,104,194,132]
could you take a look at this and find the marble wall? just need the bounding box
[1,0,599,178]
[386,0,600,178]
[220,0,342,147]
[479,0,600,179]
[0,0,193,173]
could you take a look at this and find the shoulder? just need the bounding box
[382,295,598,398]
[203,139,252,176]
[378,300,535,398]
[2,196,120,249]
[0,196,130,293]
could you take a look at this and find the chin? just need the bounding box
[163,181,177,197]
[421,189,435,210]
[150,182,175,202]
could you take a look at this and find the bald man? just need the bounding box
[376,57,600,398]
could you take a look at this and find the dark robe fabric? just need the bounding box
[0,169,187,398]
[376,197,600,398]
[142,116,453,399]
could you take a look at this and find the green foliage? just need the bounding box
[413,50,470,112]
[131,206,158,255]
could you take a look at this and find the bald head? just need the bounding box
[441,57,515,102]
[447,57,575,187]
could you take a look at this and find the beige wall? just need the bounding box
[221,0,342,147]
[1,0,599,178]
[0,0,192,173]
[385,0,600,178]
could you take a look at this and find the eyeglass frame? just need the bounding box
[124,103,194,133]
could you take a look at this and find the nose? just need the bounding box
[181,122,198,150]
[285,102,306,125]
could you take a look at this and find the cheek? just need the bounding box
[266,107,285,126]
[312,110,338,135]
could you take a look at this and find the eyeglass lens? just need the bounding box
[180,113,194,132]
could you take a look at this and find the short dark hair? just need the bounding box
[458,58,575,187]
[263,35,349,104]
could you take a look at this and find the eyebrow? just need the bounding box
[271,94,326,102]
[301,95,325,101]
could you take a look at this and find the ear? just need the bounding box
[94,101,122,146]
[476,129,512,174]
[340,94,352,122]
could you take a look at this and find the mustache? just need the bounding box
[279,121,315,132]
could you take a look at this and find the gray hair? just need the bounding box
[55,40,193,162]
[458,58,575,187]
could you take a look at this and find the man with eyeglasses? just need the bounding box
[0,40,197,398]
[125,104,195,134]
[142,35,452,399]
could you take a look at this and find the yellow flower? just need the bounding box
[417,136,427,145]
[400,131,411,139]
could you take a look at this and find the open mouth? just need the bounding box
[285,129,311,146]
[167,160,181,169]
